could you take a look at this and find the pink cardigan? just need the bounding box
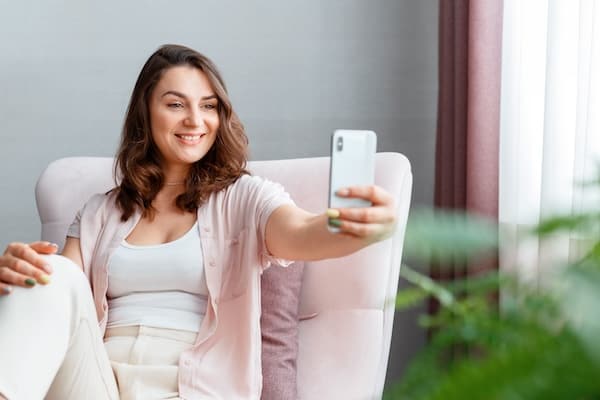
[68,174,295,399]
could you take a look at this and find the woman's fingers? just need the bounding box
[4,254,51,284]
[0,282,12,296]
[330,185,396,224]
[329,219,393,243]
[335,206,395,224]
[0,263,48,289]
[4,242,54,274]
[336,185,395,207]
[0,242,53,294]
[333,220,380,237]
[28,241,59,256]
[327,208,396,237]
[328,185,397,242]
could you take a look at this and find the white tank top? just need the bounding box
[106,221,208,333]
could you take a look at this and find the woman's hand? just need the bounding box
[326,185,397,244]
[0,241,58,295]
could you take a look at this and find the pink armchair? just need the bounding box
[35,152,412,399]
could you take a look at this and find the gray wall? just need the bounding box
[0,0,438,389]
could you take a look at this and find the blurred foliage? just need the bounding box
[403,209,498,264]
[385,201,600,400]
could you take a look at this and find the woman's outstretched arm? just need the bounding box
[265,185,397,261]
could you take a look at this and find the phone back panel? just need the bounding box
[329,130,377,209]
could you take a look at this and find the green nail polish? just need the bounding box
[328,218,342,227]
[25,278,36,287]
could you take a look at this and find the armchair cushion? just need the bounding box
[260,261,305,399]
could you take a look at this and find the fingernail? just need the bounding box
[336,188,349,196]
[39,275,51,285]
[48,242,58,248]
[44,264,53,274]
[25,278,36,287]
[2,286,12,295]
[328,218,342,227]
[326,208,340,218]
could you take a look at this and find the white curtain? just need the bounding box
[499,0,600,284]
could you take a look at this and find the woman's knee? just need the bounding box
[43,254,86,283]
[31,255,91,302]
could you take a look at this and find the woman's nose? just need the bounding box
[184,109,203,127]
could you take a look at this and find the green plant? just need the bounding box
[385,206,600,400]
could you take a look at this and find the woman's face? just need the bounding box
[149,65,220,171]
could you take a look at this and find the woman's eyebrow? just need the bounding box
[161,90,217,100]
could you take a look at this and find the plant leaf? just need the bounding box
[404,209,498,264]
[400,265,455,308]
[395,287,430,310]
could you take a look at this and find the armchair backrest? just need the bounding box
[35,152,412,399]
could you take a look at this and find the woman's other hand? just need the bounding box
[0,242,58,295]
[326,185,397,244]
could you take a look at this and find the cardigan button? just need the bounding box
[203,227,210,232]
[209,260,216,267]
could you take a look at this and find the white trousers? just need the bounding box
[0,255,195,400]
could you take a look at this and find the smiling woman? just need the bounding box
[0,44,398,400]
[114,45,249,222]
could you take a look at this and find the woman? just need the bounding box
[0,44,396,400]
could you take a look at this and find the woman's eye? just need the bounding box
[168,103,184,109]
[202,103,217,111]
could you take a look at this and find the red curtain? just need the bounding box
[433,0,503,283]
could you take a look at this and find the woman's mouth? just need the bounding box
[175,133,205,145]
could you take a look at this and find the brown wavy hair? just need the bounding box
[113,44,249,221]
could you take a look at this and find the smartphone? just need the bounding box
[328,129,377,232]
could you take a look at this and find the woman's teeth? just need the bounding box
[176,134,203,143]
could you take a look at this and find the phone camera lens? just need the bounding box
[336,137,343,151]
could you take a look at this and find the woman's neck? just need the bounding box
[161,163,190,185]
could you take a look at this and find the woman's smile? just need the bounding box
[174,133,206,145]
